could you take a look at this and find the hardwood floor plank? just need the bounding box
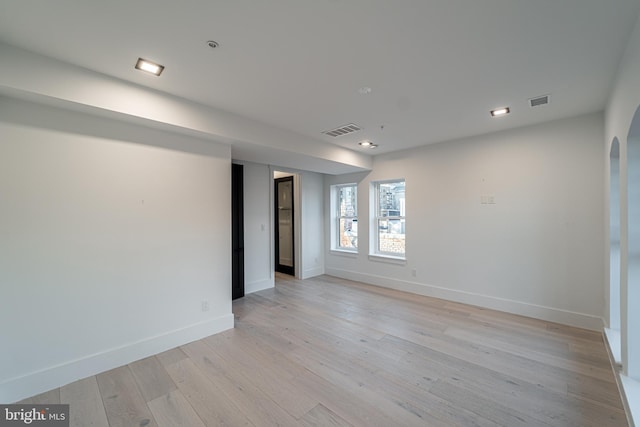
[301,404,353,427]
[288,342,496,427]
[258,290,390,342]
[96,366,157,427]
[545,322,605,342]
[441,326,619,399]
[567,375,627,411]
[129,356,177,402]
[164,357,253,427]
[202,330,319,419]
[290,370,424,427]
[444,325,616,383]
[60,377,109,427]
[181,340,299,426]
[385,334,626,426]
[155,348,188,367]
[208,327,305,380]
[362,313,574,394]
[428,379,554,427]
[147,390,205,427]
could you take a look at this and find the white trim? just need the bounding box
[331,183,358,252]
[293,173,302,279]
[620,375,640,427]
[368,254,407,265]
[325,267,604,331]
[371,179,406,258]
[245,278,274,294]
[330,249,358,257]
[0,313,234,403]
[604,328,636,427]
[605,327,623,367]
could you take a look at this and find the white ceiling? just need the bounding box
[0,0,639,155]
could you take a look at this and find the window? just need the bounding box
[373,180,405,257]
[332,184,357,251]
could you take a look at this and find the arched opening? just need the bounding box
[625,105,640,380]
[608,138,622,363]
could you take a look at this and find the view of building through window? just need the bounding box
[337,184,357,249]
[375,180,405,255]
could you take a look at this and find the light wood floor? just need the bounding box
[20,274,627,426]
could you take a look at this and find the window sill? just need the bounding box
[330,249,358,258]
[368,254,406,265]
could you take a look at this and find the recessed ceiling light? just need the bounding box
[490,107,510,117]
[358,87,372,95]
[358,140,378,149]
[135,58,164,76]
[207,40,219,49]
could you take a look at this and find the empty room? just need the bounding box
[1,1,640,426]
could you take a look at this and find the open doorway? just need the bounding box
[232,163,245,300]
[275,174,295,276]
[607,139,622,364]
[624,105,640,379]
[610,139,621,330]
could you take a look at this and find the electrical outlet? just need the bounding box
[201,301,209,312]
[411,269,417,277]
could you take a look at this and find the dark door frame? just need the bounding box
[274,176,295,276]
[231,163,245,300]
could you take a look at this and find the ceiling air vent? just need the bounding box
[529,95,550,108]
[322,123,362,138]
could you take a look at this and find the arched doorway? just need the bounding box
[625,105,640,379]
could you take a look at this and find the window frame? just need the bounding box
[331,183,358,253]
[371,179,406,260]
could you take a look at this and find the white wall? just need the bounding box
[0,97,234,403]
[604,13,640,423]
[237,161,274,293]
[326,112,605,330]
[300,171,325,279]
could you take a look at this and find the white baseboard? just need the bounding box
[325,268,604,331]
[0,313,234,403]
[302,266,324,280]
[245,278,274,294]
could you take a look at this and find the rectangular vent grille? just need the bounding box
[529,95,549,107]
[322,123,361,138]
